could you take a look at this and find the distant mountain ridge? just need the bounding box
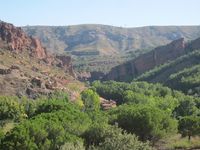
[22,25,200,55]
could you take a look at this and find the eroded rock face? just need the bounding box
[104,38,186,81]
[0,21,47,59]
[134,38,185,74]
[0,68,11,75]
[100,97,117,110]
[30,38,47,59]
[0,21,76,75]
[56,55,75,77]
[0,21,77,99]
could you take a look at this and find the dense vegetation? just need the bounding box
[92,81,200,146]
[0,91,152,150]
[136,50,200,96]
[167,64,200,97]
[0,81,199,149]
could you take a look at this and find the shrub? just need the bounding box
[82,124,152,150]
[0,96,25,122]
[110,105,177,142]
[178,116,200,141]
[81,89,100,111]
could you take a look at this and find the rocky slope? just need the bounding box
[0,21,47,59]
[23,25,200,56]
[104,37,200,81]
[0,21,82,99]
[134,37,200,96]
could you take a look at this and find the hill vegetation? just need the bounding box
[136,50,200,97]
[1,81,199,149]
[1,21,200,150]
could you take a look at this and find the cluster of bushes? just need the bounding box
[0,81,199,149]
[167,64,200,96]
[92,81,200,142]
[0,90,152,150]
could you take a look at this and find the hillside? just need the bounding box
[1,21,200,150]
[22,25,200,77]
[23,25,200,56]
[104,37,200,82]
[22,24,200,77]
[136,49,200,96]
[0,21,83,99]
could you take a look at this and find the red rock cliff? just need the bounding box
[0,21,47,59]
[0,21,76,77]
[104,38,186,81]
[56,55,76,77]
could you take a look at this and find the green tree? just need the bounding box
[60,141,85,150]
[81,89,100,111]
[111,105,177,142]
[49,91,69,102]
[35,99,68,115]
[1,102,91,150]
[82,124,152,150]
[123,90,148,104]
[0,96,26,122]
[178,116,200,141]
[0,129,4,145]
[173,98,199,118]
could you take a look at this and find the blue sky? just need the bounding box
[0,0,199,27]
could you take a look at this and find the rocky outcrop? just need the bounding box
[77,72,91,81]
[0,65,20,75]
[100,97,117,110]
[56,55,75,77]
[104,38,186,81]
[30,38,47,59]
[0,21,78,99]
[31,77,44,88]
[0,21,47,59]
[0,68,11,75]
[0,21,76,75]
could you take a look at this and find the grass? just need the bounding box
[155,134,200,150]
[171,136,200,149]
[1,120,16,134]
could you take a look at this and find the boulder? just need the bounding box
[0,68,11,74]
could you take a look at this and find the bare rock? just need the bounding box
[31,77,44,88]
[56,55,76,77]
[0,68,11,74]
[0,21,47,59]
[105,38,186,81]
[30,38,47,59]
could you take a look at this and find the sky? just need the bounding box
[0,0,200,27]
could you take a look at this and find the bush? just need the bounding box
[81,89,100,111]
[110,105,177,142]
[0,129,4,145]
[60,141,85,150]
[82,124,152,150]
[178,116,200,140]
[1,102,91,150]
[35,99,69,115]
[173,98,199,118]
[0,96,26,122]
